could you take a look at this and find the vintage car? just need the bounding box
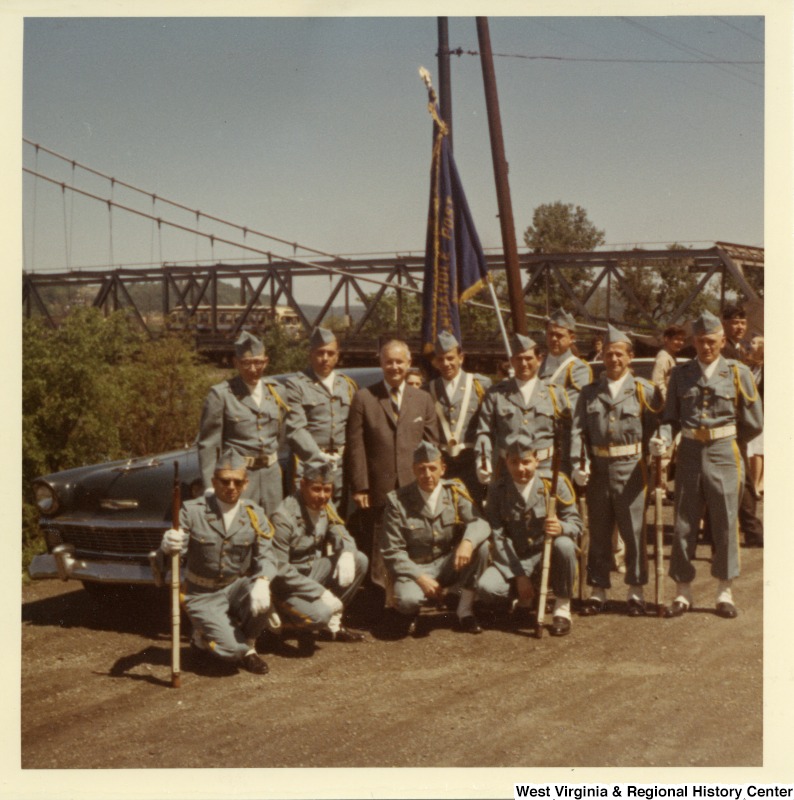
[28,366,383,591]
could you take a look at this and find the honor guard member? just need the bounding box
[197,332,289,517]
[427,330,492,503]
[270,460,368,649]
[538,308,593,475]
[378,441,491,637]
[284,327,358,505]
[570,324,664,616]
[477,435,581,635]
[652,310,763,619]
[159,450,278,675]
[475,333,563,486]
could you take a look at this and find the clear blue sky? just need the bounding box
[21,14,766,278]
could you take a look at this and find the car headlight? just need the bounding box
[34,483,59,515]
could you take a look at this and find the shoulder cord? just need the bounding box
[246,505,274,539]
[566,360,592,392]
[341,374,358,402]
[266,383,290,421]
[541,476,576,506]
[732,364,759,406]
[635,380,664,414]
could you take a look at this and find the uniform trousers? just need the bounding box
[477,536,578,606]
[274,550,369,630]
[183,576,269,662]
[392,544,488,617]
[586,456,649,589]
[671,438,743,584]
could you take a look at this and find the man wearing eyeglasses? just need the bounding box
[198,332,290,516]
[159,450,279,675]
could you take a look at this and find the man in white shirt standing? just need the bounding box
[654,311,763,619]
[571,325,664,617]
[426,330,491,504]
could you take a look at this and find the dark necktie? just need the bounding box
[390,386,400,420]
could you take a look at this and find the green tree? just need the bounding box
[116,334,216,455]
[614,245,719,329]
[522,201,606,314]
[523,201,606,254]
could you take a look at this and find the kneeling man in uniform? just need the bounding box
[378,441,490,637]
[477,435,581,636]
[270,460,369,652]
[159,449,277,675]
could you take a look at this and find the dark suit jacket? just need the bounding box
[345,382,440,510]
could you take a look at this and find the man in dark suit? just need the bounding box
[345,339,440,617]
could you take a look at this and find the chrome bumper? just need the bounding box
[28,545,161,586]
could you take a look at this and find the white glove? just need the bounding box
[477,458,493,485]
[334,551,356,588]
[250,577,271,616]
[320,589,343,615]
[161,528,187,555]
[572,465,590,487]
[204,487,215,497]
[649,437,668,458]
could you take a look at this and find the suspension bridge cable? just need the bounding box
[22,138,359,267]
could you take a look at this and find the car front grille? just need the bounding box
[44,523,166,559]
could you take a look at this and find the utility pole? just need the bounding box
[437,17,453,152]
[476,17,527,334]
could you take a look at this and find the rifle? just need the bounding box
[577,441,589,603]
[653,427,666,616]
[170,462,182,688]
[536,421,562,639]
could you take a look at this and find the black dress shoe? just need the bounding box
[664,600,690,618]
[580,599,605,617]
[456,615,483,634]
[333,626,367,643]
[550,616,571,636]
[627,598,646,617]
[716,601,738,619]
[242,652,270,675]
[296,631,316,655]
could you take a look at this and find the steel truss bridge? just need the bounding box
[23,241,763,368]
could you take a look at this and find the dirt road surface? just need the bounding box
[21,536,764,775]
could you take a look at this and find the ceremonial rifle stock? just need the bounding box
[577,441,589,603]
[654,429,666,616]
[536,423,562,639]
[170,462,181,688]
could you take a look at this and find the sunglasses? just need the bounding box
[216,478,246,488]
[238,359,267,368]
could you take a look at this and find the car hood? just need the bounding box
[35,447,201,521]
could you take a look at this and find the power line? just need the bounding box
[443,47,762,66]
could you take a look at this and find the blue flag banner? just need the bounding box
[421,98,490,357]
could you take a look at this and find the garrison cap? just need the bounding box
[510,332,537,355]
[234,332,265,358]
[434,330,461,355]
[215,449,248,473]
[413,441,442,464]
[302,459,336,484]
[692,310,723,336]
[309,326,337,350]
[546,307,577,331]
[603,323,632,348]
[504,434,537,459]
